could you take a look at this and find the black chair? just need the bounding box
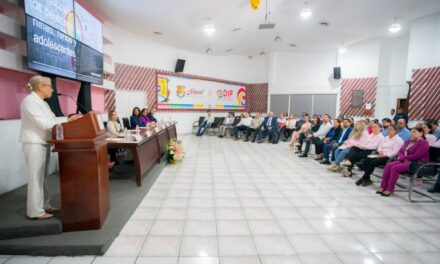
[192,116,205,134]
[122,117,131,130]
[207,117,224,135]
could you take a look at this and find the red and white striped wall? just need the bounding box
[104,62,268,113]
[340,77,377,117]
[409,66,440,120]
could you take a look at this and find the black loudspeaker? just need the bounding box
[333,67,341,79]
[175,59,185,73]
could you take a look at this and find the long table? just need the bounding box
[107,123,177,186]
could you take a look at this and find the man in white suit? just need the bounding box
[20,76,78,219]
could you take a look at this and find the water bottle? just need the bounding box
[55,124,64,140]
[124,130,129,141]
[135,125,140,136]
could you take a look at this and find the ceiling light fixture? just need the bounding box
[204,23,216,35]
[206,47,213,55]
[289,43,297,47]
[153,31,163,35]
[338,42,347,54]
[224,49,233,52]
[274,34,282,42]
[389,18,402,33]
[231,27,242,32]
[259,49,266,56]
[300,2,312,19]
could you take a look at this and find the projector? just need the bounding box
[259,23,275,30]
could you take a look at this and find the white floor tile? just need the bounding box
[299,254,342,264]
[184,221,217,236]
[288,234,332,254]
[93,256,136,264]
[48,256,95,264]
[247,220,284,235]
[149,220,185,236]
[217,220,251,236]
[180,236,218,257]
[218,236,258,256]
[177,257,219,264]
[253,235,295,255]
[135,257,178,264]
[219,256,261,264]
[139,236,182,257]
[105,235,146,257]
[260,255,301,264]
[4,257,52,264]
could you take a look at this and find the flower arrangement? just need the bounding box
[167,139,184,164]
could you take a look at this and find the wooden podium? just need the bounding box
[48,112,109,232]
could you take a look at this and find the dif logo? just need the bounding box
[216,89,233,99]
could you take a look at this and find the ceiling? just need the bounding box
[91,0,440,56]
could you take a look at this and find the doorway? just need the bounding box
[396,98,409,112]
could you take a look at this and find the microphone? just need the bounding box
[56,93,91,114]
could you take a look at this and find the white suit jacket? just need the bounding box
[20,92,58,144]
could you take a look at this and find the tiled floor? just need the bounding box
[2,134,440,264]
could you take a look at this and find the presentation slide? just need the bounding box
[74,1,103,53]
[157,74,246,110]
[24,0,75,37]
[75,42,103,84]
[27,15,77,79]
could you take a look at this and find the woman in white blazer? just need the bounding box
[20,76,77,219]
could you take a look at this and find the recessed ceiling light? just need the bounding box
[153,31,163,35]
[319,21,330,27]
[300,2,312,19]
[259,50,266,56]
[206,47,213,54]
[231,27,242,32]
[204,24,216,35]
[274,35,282,42]
[289,43,297,47]
[224,49,233,52]
[389,18,401,33]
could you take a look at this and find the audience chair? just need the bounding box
[192,116,205,134]
[122,117,131,130]
[207,117,224,136]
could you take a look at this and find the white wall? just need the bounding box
[407,13,440,80]
[268,51,339,95]
[106,23,269,135]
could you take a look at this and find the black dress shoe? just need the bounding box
[362,179,373,186]
[427,183,440,193]
[381,192,392,197]
[355,178,364,186]
[243,139,249,142]
[320,160,331,165]
[298,154,308,158]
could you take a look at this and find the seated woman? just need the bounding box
[106,110,123,173]
[355,125,404,186]
[276,113,287,141]
[140,108,151,125]
[422,122,438,146]
[327,121,368,172]
[342,123,385,177]
[289,115,311,150]
[314,119,342,161]
[283,114,297,141]
[130,107,145,129]
[321,118,352,164]
[377,127,430,196]
[147,108,158,123]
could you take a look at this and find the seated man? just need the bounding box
[314,119,342,161]
[299,114,333,158]
[244,112,264,142]
[321,118,352,164]
[218,112,235,138]
[396,118,411,141]
[233,112,252,140]
[257,112,277,143]
[196,110,214,136]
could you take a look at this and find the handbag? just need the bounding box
[408,160,420,175]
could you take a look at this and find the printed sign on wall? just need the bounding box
[157,74,246,110]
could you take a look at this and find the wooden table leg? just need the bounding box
[133,147,142,186]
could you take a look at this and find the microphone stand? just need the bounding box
[56,93,91,114]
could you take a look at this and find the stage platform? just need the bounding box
[0,159,165,256]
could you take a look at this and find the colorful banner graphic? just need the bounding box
[157,74,246,110]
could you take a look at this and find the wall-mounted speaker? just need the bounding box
[333,67,341,79]
[175,59,186,73]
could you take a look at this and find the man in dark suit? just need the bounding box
[257,112,278,143]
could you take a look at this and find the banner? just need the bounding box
[157,74,246,110]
